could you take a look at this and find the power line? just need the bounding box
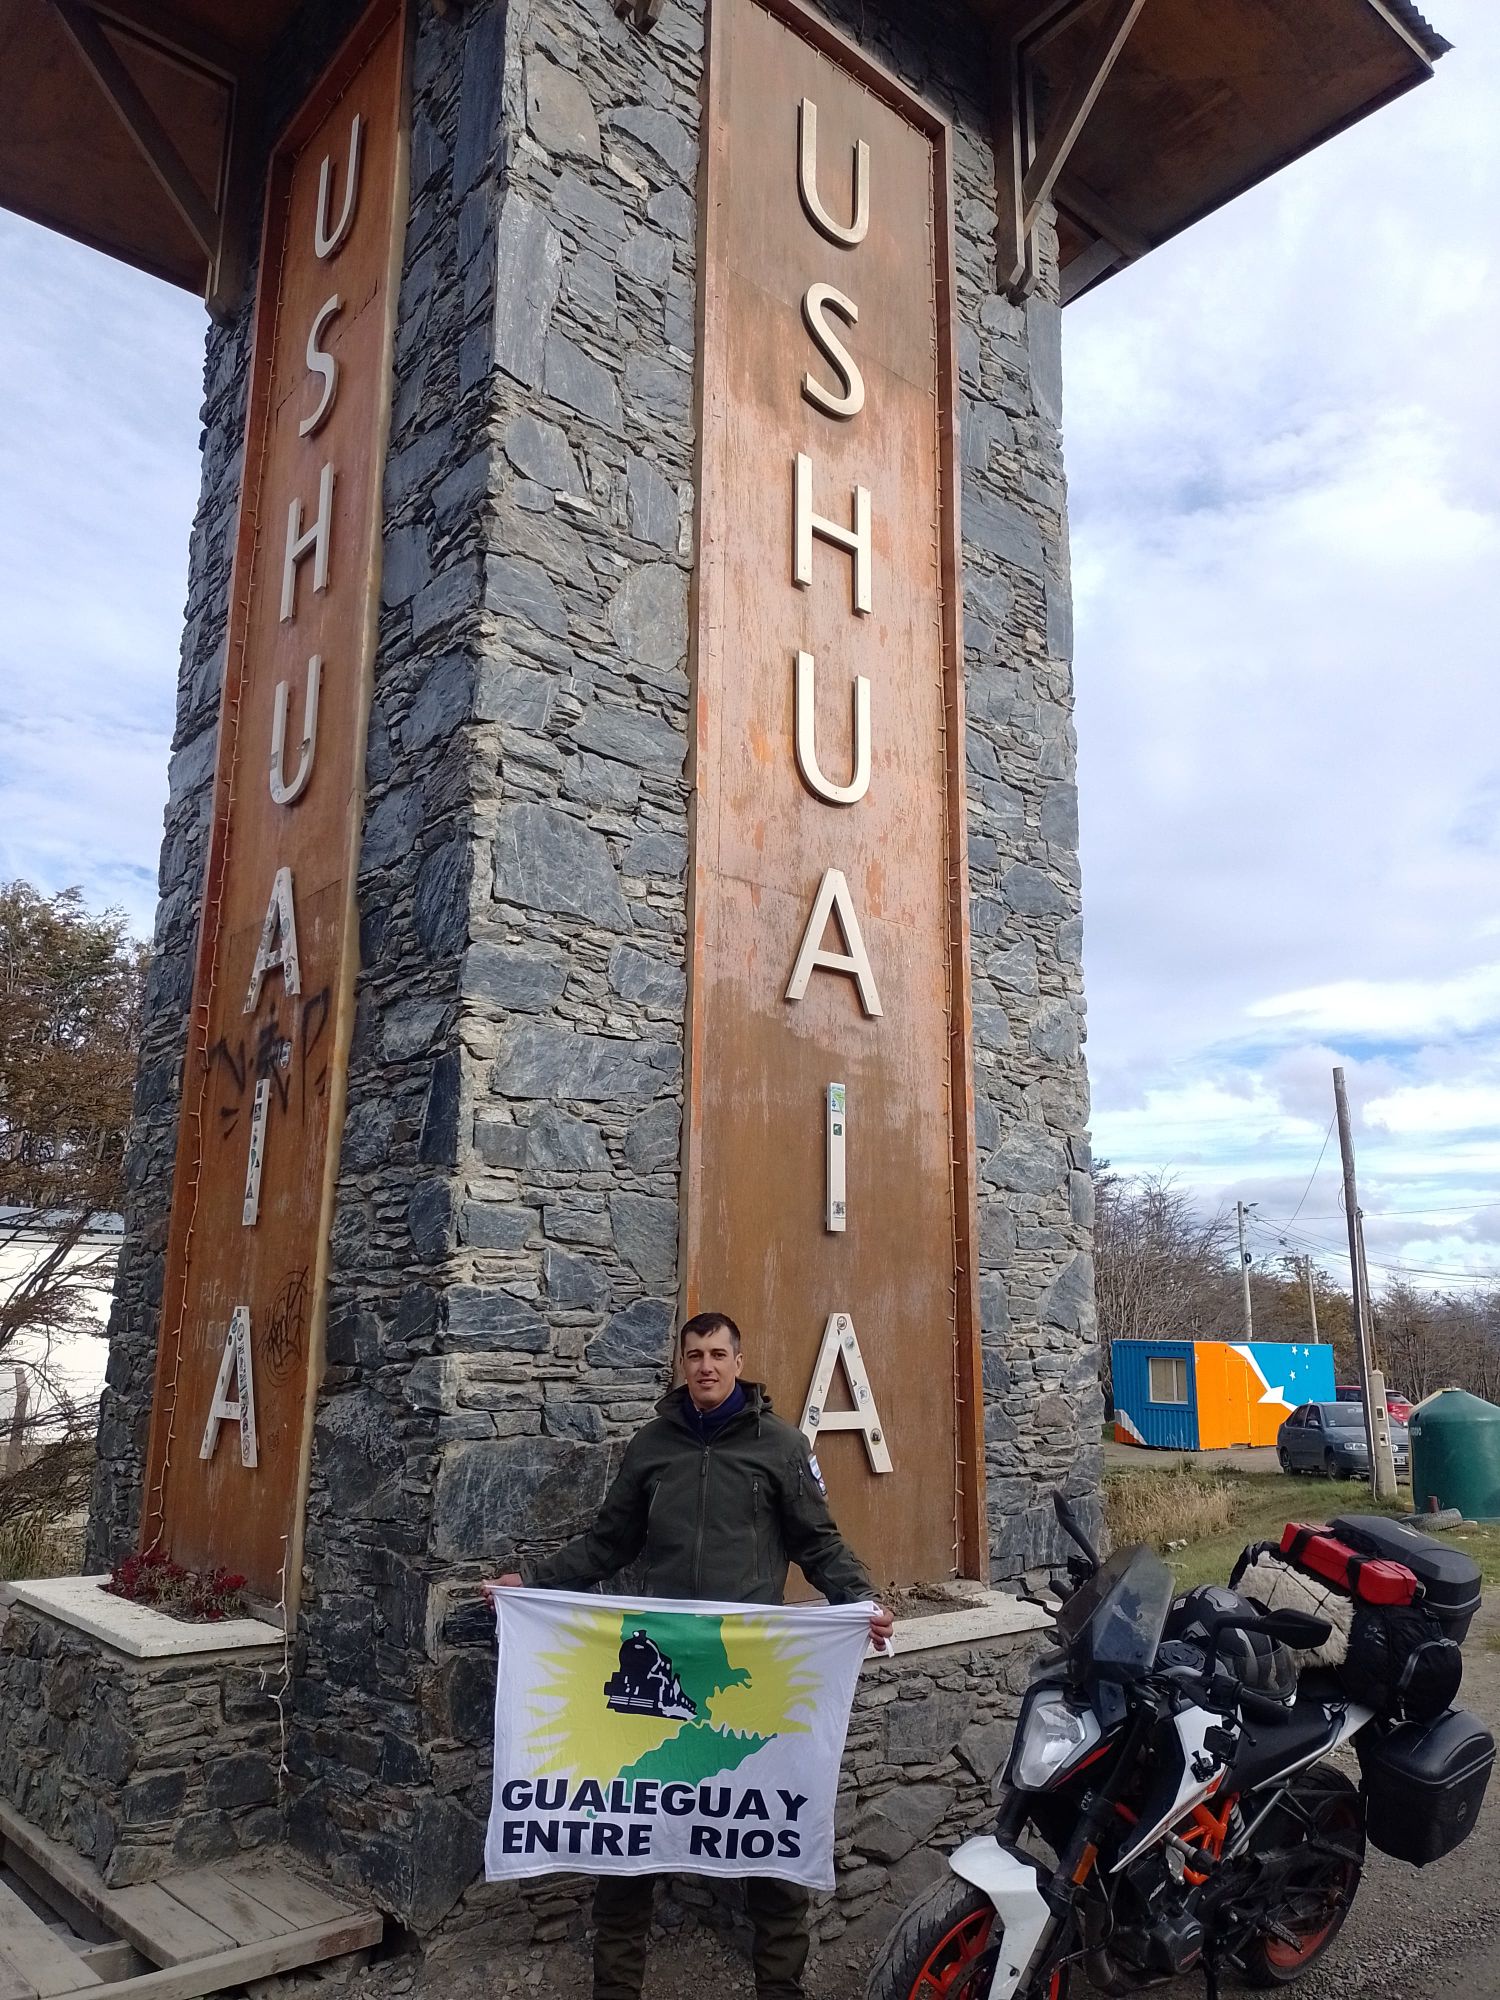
[1287,1115,1336,1224]
[1260,1205,1499,1253]
[1247,1211,1498,1285]
[1287,1203,1500,1222]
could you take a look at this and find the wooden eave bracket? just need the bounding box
[46,0,250,319]
[995,0,1147,302]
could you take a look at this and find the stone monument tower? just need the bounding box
[0,0,1446,1937]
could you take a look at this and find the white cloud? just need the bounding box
[1249,965,1500,1041]
[1069,0,1500,1285]
[0,212,203,935]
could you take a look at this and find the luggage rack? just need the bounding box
[0,1802,382,2000]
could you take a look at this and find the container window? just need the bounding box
[1148,1356,1188,1405]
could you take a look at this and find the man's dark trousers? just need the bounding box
[593,1873,810,1998]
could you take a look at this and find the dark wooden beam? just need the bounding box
[1019,0,1107,57]
[1059,234,1122,302]
[204,70,257,323]
[1055,174,1152,260]
[1020,0,1147,235]
[87,0,242,81]
[48,0,221,258]
[992,22,1034,298]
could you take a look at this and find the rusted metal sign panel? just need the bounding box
[142,1,407,1604]
[687,0,983,1588]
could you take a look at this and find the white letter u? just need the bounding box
[270,657,322,806]
[797,97,869,249]
[795,652,870,806]
[315,114,363,259]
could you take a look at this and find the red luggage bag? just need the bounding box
[1279,1523,1420,1606]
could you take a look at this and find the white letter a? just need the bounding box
[244,866,302,1013]
[786,868,882,1017]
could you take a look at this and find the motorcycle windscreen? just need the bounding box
[1055,1545,1176,1679]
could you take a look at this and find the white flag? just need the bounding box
[485,1588,872,1890]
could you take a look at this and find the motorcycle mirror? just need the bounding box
[1051,1490,1101,1572]
[1246,1608,1333,1650]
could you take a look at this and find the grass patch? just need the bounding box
[1106,1461,1500,1595]
[1432,1523,1500,1592]
[0,1509,83,1582]
[1104,1462,1240,1554]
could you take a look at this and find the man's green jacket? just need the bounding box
[526,1382,872,1606]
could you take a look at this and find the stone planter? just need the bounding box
[0,1575,285,1886]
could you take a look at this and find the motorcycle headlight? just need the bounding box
[1011,1689,1102,1791]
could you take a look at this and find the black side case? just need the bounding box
[1332,1515,1483,1642]
[1359,1708,1495,1865]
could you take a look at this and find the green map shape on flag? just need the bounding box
[525,1604,819,1793]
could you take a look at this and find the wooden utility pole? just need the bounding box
[1236,1200,1255,1340]
[5,1369,28,1477]
[1355,1210,1377,1348]
[1303,1256,1320,1341]
[1333,1067,1398,1499]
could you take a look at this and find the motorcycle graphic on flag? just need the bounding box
[485,1588,874,1889]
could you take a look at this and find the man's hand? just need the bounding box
[482,1572,524,1601]
[869,1603,894,1650]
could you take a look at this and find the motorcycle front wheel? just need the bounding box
[866,1871,1043,2000]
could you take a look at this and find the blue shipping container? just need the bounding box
[1112,1340,1199,1450]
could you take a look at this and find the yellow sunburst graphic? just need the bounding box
[521,1606,821,1790]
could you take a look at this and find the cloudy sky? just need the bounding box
[0,3,1494,1297]
[1066,0,1500,1297]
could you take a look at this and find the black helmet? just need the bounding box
[1169,1585,1297,1709]
[1214,1623,1297,1706]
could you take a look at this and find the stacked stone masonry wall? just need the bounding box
[84,0,1100,1934]
[0,1601,283,1889]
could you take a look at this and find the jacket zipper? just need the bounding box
[645,1477,661,1589]
[692,1449,710,1596]
[752,1476,762,1588]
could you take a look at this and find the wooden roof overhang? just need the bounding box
[0,0,300,311]
[0,0,1448,316]
[983,0,1449,302]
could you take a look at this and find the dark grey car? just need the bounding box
[1277,1401,1411,1479]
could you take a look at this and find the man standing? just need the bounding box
[493,1309,892,2000]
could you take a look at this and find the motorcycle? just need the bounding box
[868,1492,1493,2000]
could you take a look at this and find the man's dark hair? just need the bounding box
[679,1310,741,1351]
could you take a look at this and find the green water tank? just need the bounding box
[1410,1389,1500,1521]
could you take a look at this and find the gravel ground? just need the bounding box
[301,1597,1500,2000]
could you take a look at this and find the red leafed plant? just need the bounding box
[107,1548,250,1623]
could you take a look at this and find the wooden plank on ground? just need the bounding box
[100,1890,231,1972]
[59,1912,384,2000]
[0,1848,111,1946]
[214,1858,353,1930]
[0,1806,233,1970]
[0,1942,40,2000]
[150,1870,291,1948]
[0,1881,99,1995]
